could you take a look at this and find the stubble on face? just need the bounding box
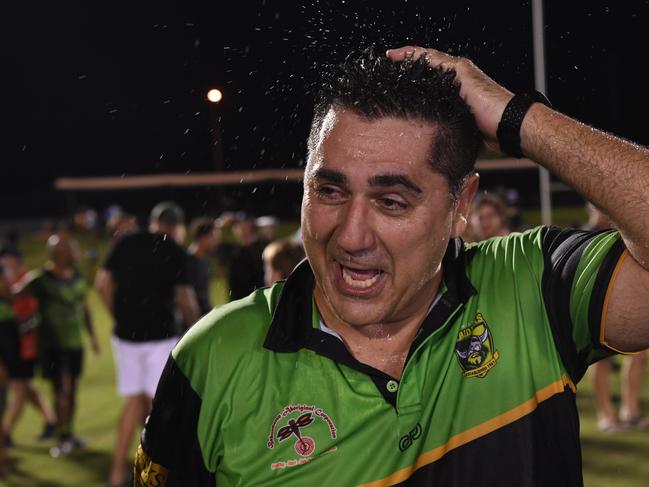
[301,108,457,335]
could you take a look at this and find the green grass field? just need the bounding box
[2,216,649,487]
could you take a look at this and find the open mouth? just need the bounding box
[334,262,387,296]
[341,266,382,288]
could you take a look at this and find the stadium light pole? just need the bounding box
[207,88,224,172]
[532,0,552,225]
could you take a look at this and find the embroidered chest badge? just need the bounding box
[455,312,500,378]
[267,404,338,470]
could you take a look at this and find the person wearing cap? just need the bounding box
[95,201,199,487]
[255,215,279,243]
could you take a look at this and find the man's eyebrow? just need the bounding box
[311,167,348,185]
[368,174,423,194]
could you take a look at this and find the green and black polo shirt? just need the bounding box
[135,226,626,486]
[26,268,89,350]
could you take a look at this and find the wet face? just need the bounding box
[301,108,476,328]
[477,203,504,239]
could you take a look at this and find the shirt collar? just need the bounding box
[263,239,477,353]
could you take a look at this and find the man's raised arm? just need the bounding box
[387,46,649,352]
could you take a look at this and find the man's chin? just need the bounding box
[315,280,391,327]
[328,298,388,328]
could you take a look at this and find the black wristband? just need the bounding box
[496,91,551,158]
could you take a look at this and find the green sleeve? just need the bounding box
[540,226,625,381]
[568,230,625,362]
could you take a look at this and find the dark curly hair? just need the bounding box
[308,47,482,197]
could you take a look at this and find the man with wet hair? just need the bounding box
[308,47,482,199]
[135,47,649,486]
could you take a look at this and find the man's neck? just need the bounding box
[314,273,442,379]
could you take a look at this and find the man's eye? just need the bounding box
[315,186,342,199]
[378,197,408,212]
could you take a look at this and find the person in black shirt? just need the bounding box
[95,201,198,487]
[217,214,266,301]
[186,218,220,316]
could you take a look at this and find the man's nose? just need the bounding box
[336,197,375,254]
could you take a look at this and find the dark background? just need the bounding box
[2,0,647,220]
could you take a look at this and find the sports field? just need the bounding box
[2,220,648,487]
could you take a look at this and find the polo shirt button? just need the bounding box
[386,380,399,393]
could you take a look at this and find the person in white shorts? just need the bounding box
[95,201,198,487]
[111,336,180,398]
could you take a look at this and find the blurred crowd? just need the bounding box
[0,201,305,484]
[0,194,646,483]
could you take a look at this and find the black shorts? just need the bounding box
[0,323,35,379]
[40,348,84,379]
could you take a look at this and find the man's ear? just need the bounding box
[451,173,480,238]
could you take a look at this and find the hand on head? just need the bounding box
[386,46,513,141]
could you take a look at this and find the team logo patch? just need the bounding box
[455,312,500,378]
[267,404,337,470]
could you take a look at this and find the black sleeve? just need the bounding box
[135,356,215,486]
[540,226,625,383]
[103,239,123,273]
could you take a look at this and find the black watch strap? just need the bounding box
[496,91,551,158]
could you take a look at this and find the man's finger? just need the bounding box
[424,51,459,73]
[386,46,413,61]
[387,46,457,71]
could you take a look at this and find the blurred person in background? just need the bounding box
[18,235,99,457]
[475,193,510,239]
[0,268,17,477]
[106,212,139,240]
[95,201,198,487]
[262,238,306,285]
[255,215,279,244]
[218,213,266,301]
[172,222,187,247]
[73,207,99,234]
[586,203,649,432]
[0,246,56,447]
[187,217,221,316]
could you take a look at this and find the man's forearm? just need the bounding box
[83,306,96,337]
[175,286,199,327]
[521,103,649,269]
[94,269,115,314]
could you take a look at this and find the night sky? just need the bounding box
[2,1,648,218]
